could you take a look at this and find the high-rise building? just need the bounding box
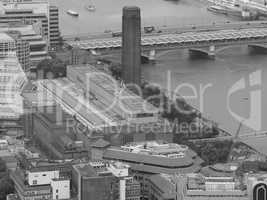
[0,34,27,120]
[49,5,60,47]
[0,22,49,69]
[121,6,141,86]
[0,0,60,48]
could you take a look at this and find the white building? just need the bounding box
[27,169,60,186]
[51,178,70,200]
[26,169,70,200]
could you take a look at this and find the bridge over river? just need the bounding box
[65,27,267,59]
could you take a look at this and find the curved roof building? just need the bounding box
[103,140,203,174]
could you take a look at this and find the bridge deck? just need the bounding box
[66,28,267,50]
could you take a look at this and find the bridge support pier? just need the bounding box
[188,45,215,59]
[248,44,267,54]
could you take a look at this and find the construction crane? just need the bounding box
[227,121,243,162]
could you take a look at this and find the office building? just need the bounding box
[0,32,16,55]
[11,170,52,200]
[0,46,27,120]
[0,22,49,69]
[11,168,70,200]
[0,0,60,48]
[72,160,140,200]
[121,6,141,86]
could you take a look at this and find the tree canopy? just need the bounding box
[0,174,14,200]
[36,58,66,79]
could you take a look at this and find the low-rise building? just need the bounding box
[10,170,52,200]
[147,172,267,200]
[11,167,70,200]
[103,141,203,199]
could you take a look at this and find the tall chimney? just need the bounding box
[121,6,141,86]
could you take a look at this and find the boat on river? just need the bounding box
[67,10,79,17]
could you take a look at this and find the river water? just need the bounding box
[49,0,267,137]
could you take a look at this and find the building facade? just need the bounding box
[48,5,59,47]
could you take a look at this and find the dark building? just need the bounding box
[121,6,141,86]
[72,161,141,200]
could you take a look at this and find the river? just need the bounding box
[49,0,267,138]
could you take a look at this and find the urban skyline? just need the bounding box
[0,0,267,200]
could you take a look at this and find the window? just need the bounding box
[32,180,37,185]
[56,189,58,193]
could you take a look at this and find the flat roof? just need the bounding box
[73,162,112,178]
[40,78,119,129]
[0,0,49,15]
[67,65,158,114]
[103,147,195,168]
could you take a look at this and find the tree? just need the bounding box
[36,58,66,79]
[0,159,6,172]
[181,140,233,166]
[109,64,121,80]
[0,174,14,200]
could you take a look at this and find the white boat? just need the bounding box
[67,10,79,17]
[85,5,96,12]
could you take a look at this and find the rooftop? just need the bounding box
[73,161,113,177]
[185,173,247,196]
[0,0,49,15]
[67,64,158,115]
[10,170,51,191]
[111,140,189,159]
[73,160,129,178]
[103,141,203,171]
[39,64,159,130]
[91,138,110,148]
